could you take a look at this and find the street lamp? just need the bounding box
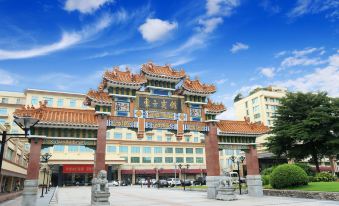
[230,155,245,195]
[40,153,52,197]
[0,116,39,176]
[178,164,190,191]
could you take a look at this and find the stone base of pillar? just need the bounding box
[216,187,237,201]
[246,175,263,197]
[22,179,38,206]
[91,192,110,206]
[206,176,221,199]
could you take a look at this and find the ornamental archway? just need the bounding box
[14,63,268,206]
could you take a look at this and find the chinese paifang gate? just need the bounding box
[14,62,268,205]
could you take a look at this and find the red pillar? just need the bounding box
[95,115,107,176]
[27,138,42,180]
[245,145,260,175]
[205,123,220,176]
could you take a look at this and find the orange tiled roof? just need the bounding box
[182,79,216,94]
[14,101,97,127]
[217,119,268,135]
[141,62,186,79]
[85,89,112,105]
[205,99,226,114]
[104,67,147,85]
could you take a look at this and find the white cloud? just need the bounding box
[0,15,112,60]
[281,56,326,67]
[138,18,177,43]
[198,17,223,33]
[64,0,113,14]
[206,0,240,16]
[0,69,18,85]
[215,78,228,84]
[275,50,287,58]
[260,67,275,78]
[288,0,339,20]
[171,57,194,66]
[230,42,249,53]
[277,54,339,96]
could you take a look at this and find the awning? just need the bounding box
[121,170,133,175]
[184,169,203,174]
[135,169,156,174]
[158,169,176,174]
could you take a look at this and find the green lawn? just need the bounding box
[265,182,339,192]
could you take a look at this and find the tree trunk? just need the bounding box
[312,152,320,173]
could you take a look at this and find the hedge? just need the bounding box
[270,164,308,189]
[314,172,337,182]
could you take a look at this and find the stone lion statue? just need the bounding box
[219,176,233,188]
[92,170,108,193]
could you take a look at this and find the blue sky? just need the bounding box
[0,0,338,119]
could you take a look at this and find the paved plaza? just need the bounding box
[3,186,338,206]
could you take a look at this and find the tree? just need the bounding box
[266,92,339,172]
[233,93,243,102]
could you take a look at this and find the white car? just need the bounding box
[108,180,119,187]
[167,178,181,187]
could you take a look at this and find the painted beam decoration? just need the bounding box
[42,138,96,146]
[184,123,209,132]
[145,121,177,130]
[107,118,138,128]
[218,144,250,150]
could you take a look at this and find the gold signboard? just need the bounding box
[42,138,96,146]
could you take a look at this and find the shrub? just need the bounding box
[308,176,315,182]
[261,166,276,176]
[295,163,315,176]
[270,164,308,189]
[314,172,337,182]
[262,175,270,185]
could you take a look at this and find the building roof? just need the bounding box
[205,99,226,114]
[25,88,85,97]
[182,79,216,94]
[103,67,147,86]
[14,101,97,127]
[217,119,268,135]
[85,89,112,105]
[141,62,186,79]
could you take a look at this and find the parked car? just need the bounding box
[108,180,119,187]
[167,178,181,187]
[193,177,206,185]
[137,178,146,185]
[154,179,169,188]
[120,179,131,186]
[180,179,192,186]
[225,172,245,183]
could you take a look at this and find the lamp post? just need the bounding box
[0,116,39,176]
[230,155,245,195]
[178,164,190,191]
[40,153,52,197]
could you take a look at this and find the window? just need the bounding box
[254,113,260,119]
[68,145,79,152]
[186,148,193,154]
[253,105,260,113]
[107,146,116,153]
[0,108,7,115]
[1,98,8,104]
[195,148,203,154]
[196,157,204,163]
[157,136,162,141]
[185,136,190,142]
[131,146,140,153]
[266,120,271,126]
[53,145,64,152]
[175,148,183,154]
[0,118,5,124]
[226,150,233,155]
[119,146,128,153]
[165,147,173,153]
[165,157,173,163]
[245,101,248,108]
[246,110,249,115]
[31,96,38,105]
[131,157,140,163]
[154,147,162,154]
[57,99,64,107]
[194,137,199,143]
[126,133,132,139]
[146,135,152,141]
[166,136,172,142]
[176,157,184,163]
[143,147,151,154]
[154,157,162,163]
[142,157,152,163]
[186,157,194,163]
[79,146,93,152]
[41,147,50,154]
[106,131,111,139]
[44,97,53,106]
[252,97,259,104]
[5,148,13,160]
[69,99,76,107]
[266,112,270,118]
[114,132,122,139]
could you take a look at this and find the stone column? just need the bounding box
[94,115,107,176]
[155,169,159,181]
[132,168,136,185]
[205,123,221,199]
[118,168,122,182]
[245,145,263,197]
[22,138,42,206]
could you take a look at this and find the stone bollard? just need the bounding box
[246,175,263,197]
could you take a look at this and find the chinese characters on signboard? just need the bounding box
[137,95,182,113]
